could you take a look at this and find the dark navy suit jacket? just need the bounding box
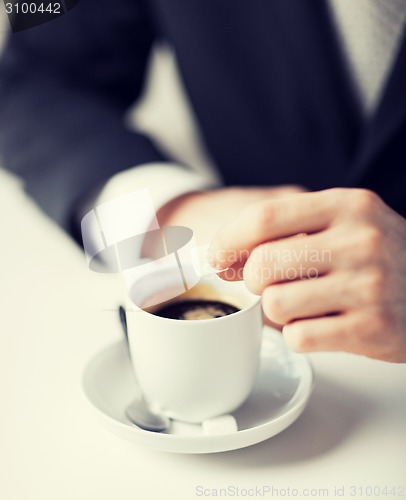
[0,0,405,234]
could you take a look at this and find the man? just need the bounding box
[0,0,405,362]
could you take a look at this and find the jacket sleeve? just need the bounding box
[0,0,167,233]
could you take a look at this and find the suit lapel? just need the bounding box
[348,32,406,185]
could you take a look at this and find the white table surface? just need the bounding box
[1,168,405,500]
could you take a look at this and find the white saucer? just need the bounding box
[81,327,314,454]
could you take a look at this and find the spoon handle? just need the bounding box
[118,306,129,345]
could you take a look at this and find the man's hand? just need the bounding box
[156,185,305,245]
[210,188,406,363]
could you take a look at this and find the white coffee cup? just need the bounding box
[125,266,263,424]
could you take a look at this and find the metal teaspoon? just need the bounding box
[118,306,170,432]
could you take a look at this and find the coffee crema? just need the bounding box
[152,299,240,320]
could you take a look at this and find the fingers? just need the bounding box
[282,309,401,361]
[282,313,356,353]
[218,232,311,284]
[261,275,349,324]
[207,187,406,362]
[242,232,333,294]
[210,189,340,270]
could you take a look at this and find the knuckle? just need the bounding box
[283,323,313,351]
[354,315,374,342]
[296,332,315,351]
[373,306,391,330]
[243,258,264,295]
[249,244,266,264]
[249,200,275,237]
[350,189,381,216]
[262,287,289,324]
[360,226,383,258]
[355,308,388,348]
[363,269,385,303]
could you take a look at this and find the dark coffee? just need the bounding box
[153,299,240,320]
